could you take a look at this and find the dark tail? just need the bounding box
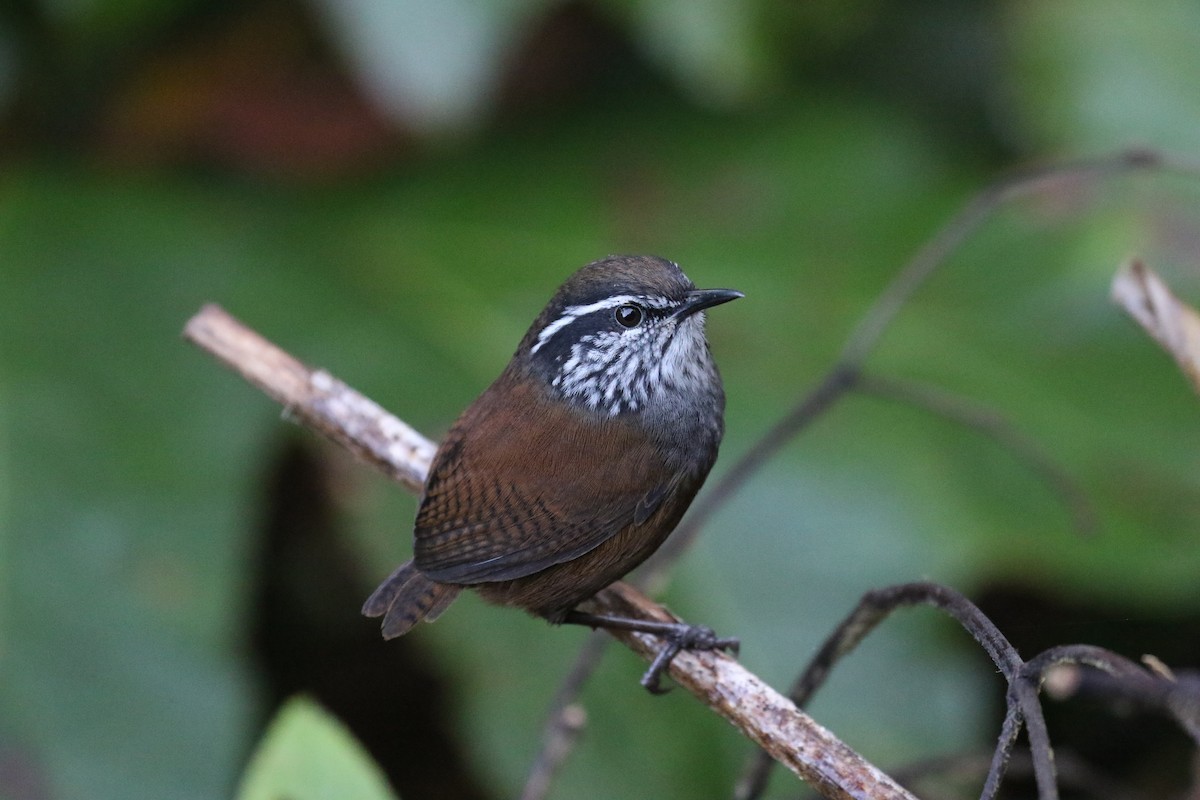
[362,560,461,639]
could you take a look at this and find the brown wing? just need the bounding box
[412,375,677,585]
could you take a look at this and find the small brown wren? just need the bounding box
[363,254,742,691]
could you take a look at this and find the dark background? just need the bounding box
[1,1,1199,798]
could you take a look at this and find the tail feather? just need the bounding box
[362,560,461,639]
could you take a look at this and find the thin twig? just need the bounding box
[1032,645,1200,745]
[1013,678,1060,800]
[734,582,1042,800]
[183,303,918,800]
[518,698,589,800]
[839,148,1171,365]
[983,698,1028,800]
[519,631,606,800]
[183,304,436,493]
[742,605,1200,800]
[855,374,1098,536]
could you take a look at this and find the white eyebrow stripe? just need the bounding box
[530,294,642,354]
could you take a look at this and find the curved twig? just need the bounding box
[734,582,1036,800]
[1030,645,1200,744]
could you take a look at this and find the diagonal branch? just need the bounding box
[184,304,436,493]
[183,302,918,800]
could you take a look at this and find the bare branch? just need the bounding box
[519,698,589,800]
[1034,646,1200,745]
[734,582,1053,800]
[578,583,916,800]
[183,303,917,800]
[738,595,1200,800]
[184,304,436,493]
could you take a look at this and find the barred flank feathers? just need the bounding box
[362,560,461,639]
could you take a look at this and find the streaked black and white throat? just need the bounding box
[527,292,720,418]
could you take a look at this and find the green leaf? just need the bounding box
[238,697,399,800]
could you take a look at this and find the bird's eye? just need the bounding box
[614,304,643,328]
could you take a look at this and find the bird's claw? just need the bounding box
[639,624,740,694]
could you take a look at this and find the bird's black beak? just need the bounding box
[675,288,744,319]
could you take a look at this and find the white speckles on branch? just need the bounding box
[378,412,438,466]
[309,369,336,392]
[183,305,434,492]
[308,370,436,485]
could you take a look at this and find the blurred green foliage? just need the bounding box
[237,698,397,800]
[1,1,1199,799]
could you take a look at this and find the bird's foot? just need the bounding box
[640,623,740,694]
[563,610,739,694]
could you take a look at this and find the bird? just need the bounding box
[363,254,741,691]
